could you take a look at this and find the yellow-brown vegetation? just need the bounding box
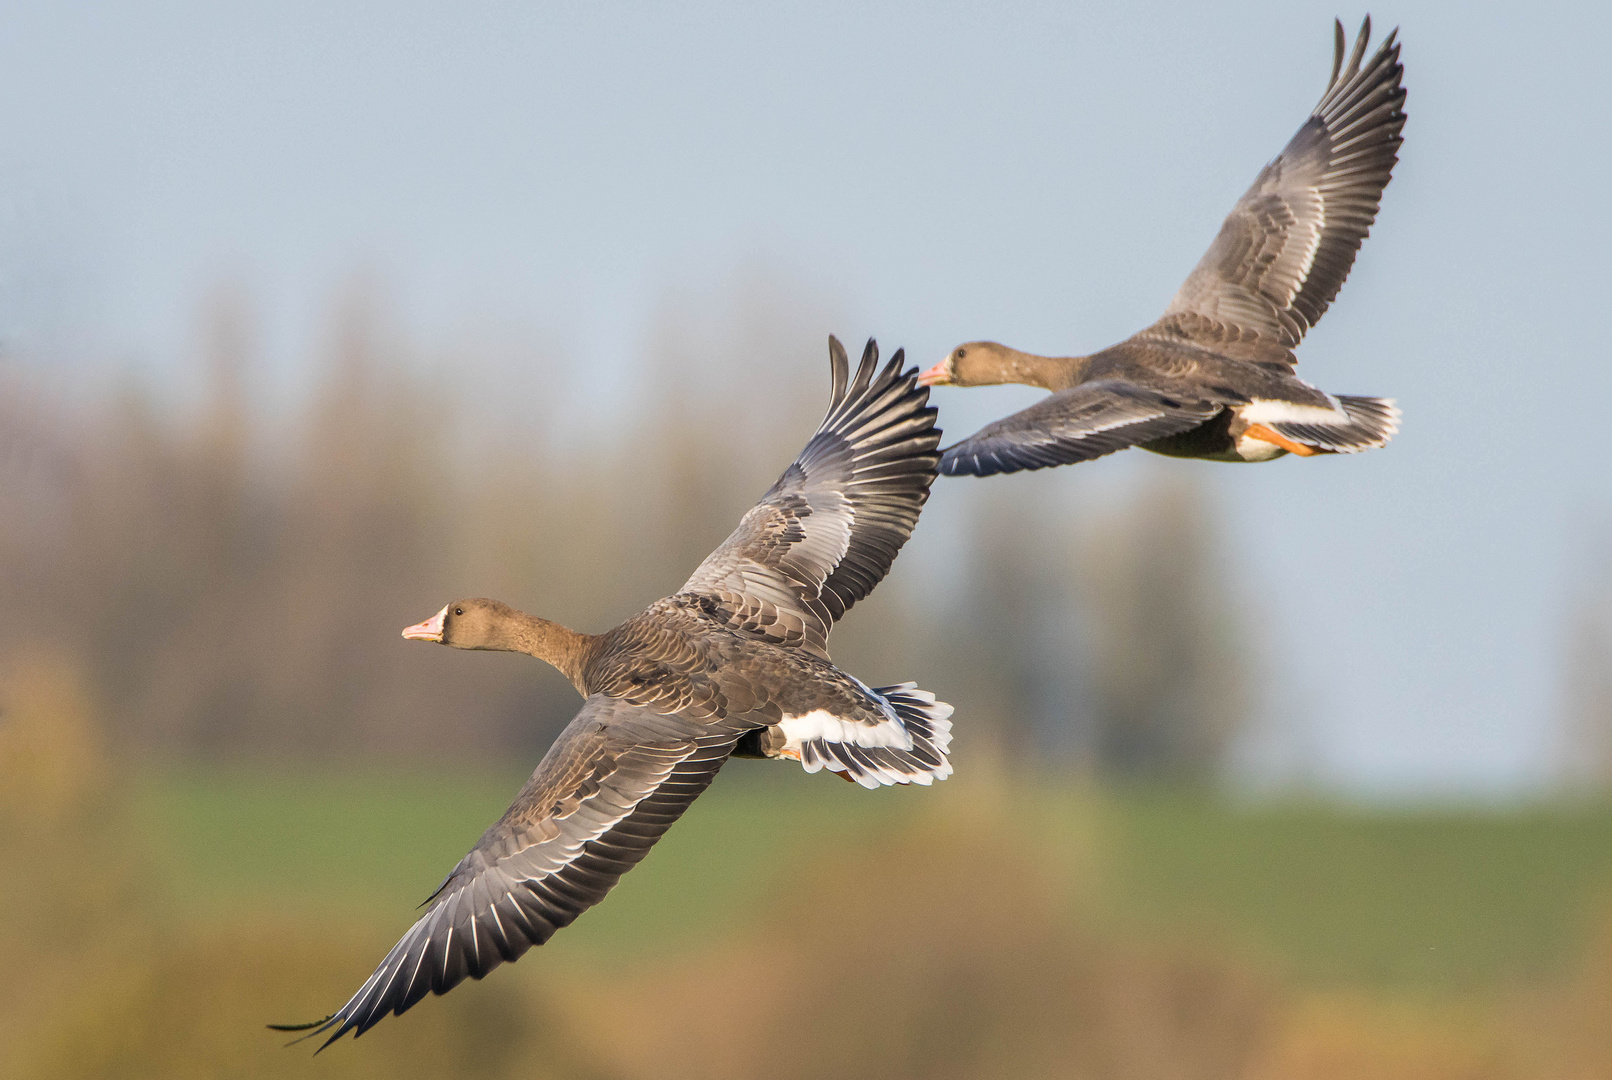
[3,291,1608,1077]
[5,667,1612,1078]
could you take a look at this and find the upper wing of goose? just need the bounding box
[1155,17,1406,353]
[291,696,738,1049]
[677,336,940,657]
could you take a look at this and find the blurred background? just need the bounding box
[4,1,1612,1076]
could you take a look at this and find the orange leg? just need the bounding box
[1245,422,1317,457]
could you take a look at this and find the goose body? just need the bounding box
[922,18,1405,476]
[282,338,950,1048]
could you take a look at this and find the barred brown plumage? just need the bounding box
[276,336,953,1051]
[925,17,1405,474]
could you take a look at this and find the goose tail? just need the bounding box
[1262,394,1401,454]
[793,683,954,789]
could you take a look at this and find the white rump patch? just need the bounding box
[781,704,955,789]
[778,708,914,759]
[1237,396,1349,426]
[772,682,954,789]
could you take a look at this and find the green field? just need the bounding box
[132,763,1612,992]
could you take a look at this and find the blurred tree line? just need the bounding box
[0,279,1252,778]
[1560,526,1612,787]
[7,648,1612,1079]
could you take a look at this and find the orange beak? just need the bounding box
[402,604,448,642]
[917,360,952,387]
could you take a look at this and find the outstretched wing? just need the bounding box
[1155,17,1406,352]
[939,381,1222,477]
[678,336,940,657]
[286,697,738,1049]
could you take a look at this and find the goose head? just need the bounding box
[918,341,1021,387]
[402,598,520,650]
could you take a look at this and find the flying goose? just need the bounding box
[276,338,951,1048]
[920,17,1405,475]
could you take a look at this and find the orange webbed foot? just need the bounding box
[1245,423,1317,457]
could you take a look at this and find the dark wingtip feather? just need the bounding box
[267,1013,348,1052]
[316,1026,352,1053]
[1349,15,1372,76]
[938,441,1020,478]
[937,444,971,477]
[1331,18,1345,87]
[887,347,907,381]
[267,1018,330,1032]
[827,335,849,404]
[854,337,879,396]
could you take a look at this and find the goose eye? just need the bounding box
[454,607,464,616]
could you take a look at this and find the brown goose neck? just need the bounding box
[991,346,1085,391]
[502,612,595,695]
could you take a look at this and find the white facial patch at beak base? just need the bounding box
[401,604,449,642]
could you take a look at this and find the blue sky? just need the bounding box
[1,0,1607,795]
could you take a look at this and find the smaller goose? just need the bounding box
[275,337,951,1049]
[921,17,1405,476]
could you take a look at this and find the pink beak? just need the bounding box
[402,604,448,642]
[916,360,951,387]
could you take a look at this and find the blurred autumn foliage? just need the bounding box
[6,657,1612,1078]
[9,282,1612,1078]
[0,281,1248,774]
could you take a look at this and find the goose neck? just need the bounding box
[993,346,1084,391]
[504,613,594,695]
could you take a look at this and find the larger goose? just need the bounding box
[277,338,950,1048]
[921,17,1405,475]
